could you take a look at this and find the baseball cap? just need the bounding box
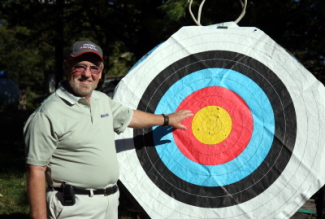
[68,41,104,62]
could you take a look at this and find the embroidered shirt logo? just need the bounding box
[101,113,109,118]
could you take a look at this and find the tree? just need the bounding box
[0,21,53,109]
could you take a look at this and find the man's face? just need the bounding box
[64,53,103,100]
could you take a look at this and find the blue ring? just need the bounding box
[153,68,275,187]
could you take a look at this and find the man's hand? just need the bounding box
[168,110,194,130]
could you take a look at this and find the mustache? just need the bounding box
[77,75,94,82]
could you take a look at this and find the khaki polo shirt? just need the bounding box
[24,82,133,189]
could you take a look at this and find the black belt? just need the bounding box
[51,185,118,196]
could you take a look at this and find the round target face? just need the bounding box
[114,24,325,219]
[134,51,296,207]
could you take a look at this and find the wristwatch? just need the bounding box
[162,113,169,126]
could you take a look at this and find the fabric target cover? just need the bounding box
[114,22,325,219]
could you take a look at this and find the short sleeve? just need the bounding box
[23,111,58,166]
[108,98,133,134]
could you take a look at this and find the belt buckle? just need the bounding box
[104,187,109,196]
[104,186,112,196]
[104,185,116,196]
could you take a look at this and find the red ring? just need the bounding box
[173,86,253,165]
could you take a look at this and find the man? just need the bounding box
[24,41,193,219]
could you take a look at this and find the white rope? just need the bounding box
[197,0,206,25]
[188,0,248,26]
[188,0,201,26]
[234,0,247,24]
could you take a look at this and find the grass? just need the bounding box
[0,172,29,217]
[0,108,144,219]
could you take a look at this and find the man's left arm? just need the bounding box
[128,110,193,130]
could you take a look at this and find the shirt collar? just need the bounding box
[56,81,100,105]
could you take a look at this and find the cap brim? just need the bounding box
[70,51,104,62]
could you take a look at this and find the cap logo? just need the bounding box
[80,44,98,52]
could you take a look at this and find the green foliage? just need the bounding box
[0,21,54,110]
[0,23,45,87]
[107,41,136,77]
[159,0,188,21]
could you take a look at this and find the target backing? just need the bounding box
[114,22,325,219]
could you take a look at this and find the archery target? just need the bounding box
[114,23,325,219]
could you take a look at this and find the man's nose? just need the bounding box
[82,66,92,77]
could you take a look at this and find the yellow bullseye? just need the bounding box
[192,106,232,145]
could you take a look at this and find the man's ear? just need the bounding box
[99,65,104,80]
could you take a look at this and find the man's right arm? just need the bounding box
[26,164,47,219]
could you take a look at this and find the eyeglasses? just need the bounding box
[72,64,101,75]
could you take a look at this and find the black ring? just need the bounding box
[134,50,297,208]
